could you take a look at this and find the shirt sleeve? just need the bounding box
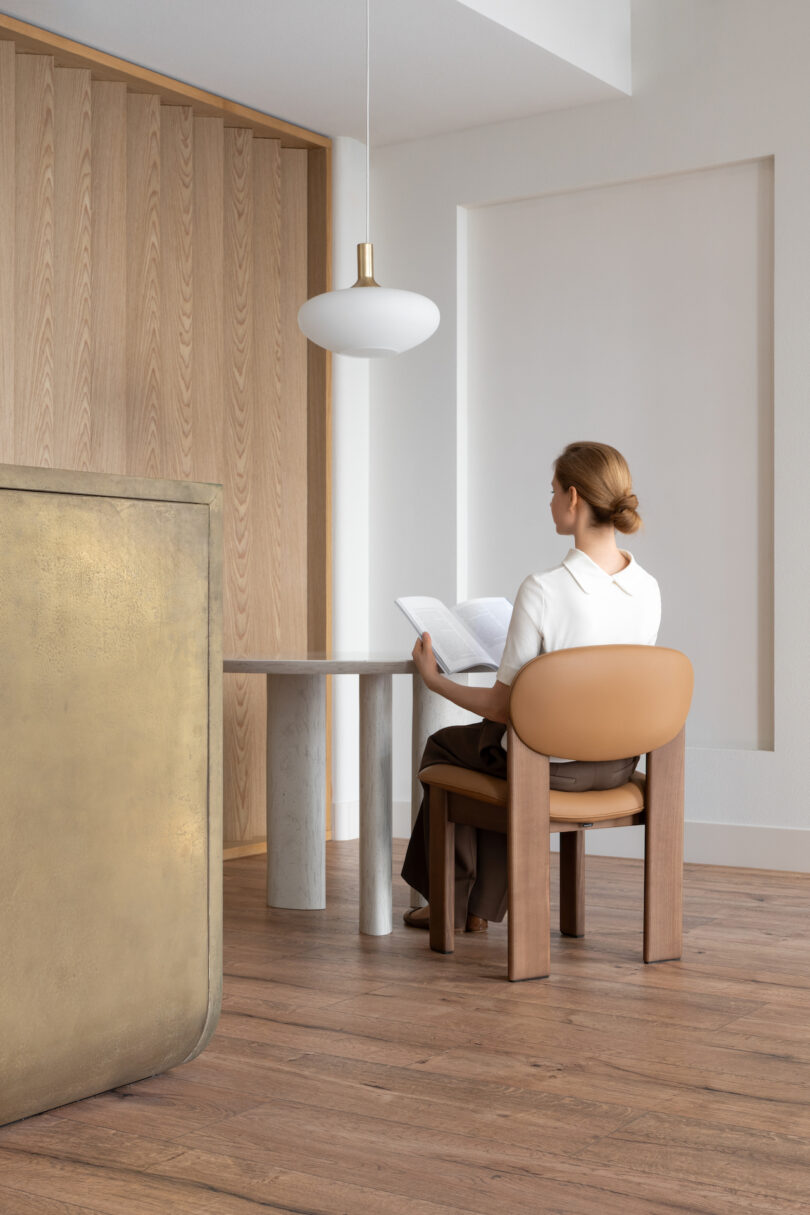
[496,577,544,686]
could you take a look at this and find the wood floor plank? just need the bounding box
[0,1185,108,1215]
[0,1113,182,1170]
[146,1148,470,1215]
[47,1074,267,1142]
[0,1150,288,1215]
[584,1109,810,1205]
[173,1096,802,1215]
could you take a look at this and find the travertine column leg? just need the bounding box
[265,673,326,910]
[409,674,475,907]
[359,672,393,935]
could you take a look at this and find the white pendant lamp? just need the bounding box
[298,0,440,358]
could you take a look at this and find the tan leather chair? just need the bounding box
[419,645,693,981]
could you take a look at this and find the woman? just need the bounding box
[401,440,661,932]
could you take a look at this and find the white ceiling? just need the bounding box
[3,0,631,147]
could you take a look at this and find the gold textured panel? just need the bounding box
[0,42,14,461]
[54,66,92,471]
[0,465,222,1128]
[90,80,127,473]
[15,51,54,466]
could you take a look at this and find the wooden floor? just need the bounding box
[2,843,810,1214]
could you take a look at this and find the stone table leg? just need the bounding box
[409,674,476,908]
[359,672,393,935]
[265,672,326,910]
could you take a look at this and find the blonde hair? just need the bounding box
[554,441,642,534]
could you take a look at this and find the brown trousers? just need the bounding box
[400,719,637,924]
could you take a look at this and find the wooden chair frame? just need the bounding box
[424,646,691,981]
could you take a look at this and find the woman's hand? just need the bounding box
[412,632,441,689]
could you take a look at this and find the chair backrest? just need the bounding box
[508,645,693,761]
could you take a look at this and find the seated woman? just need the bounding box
[402,440,661,932]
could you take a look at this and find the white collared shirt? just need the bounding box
[496,547,661,687]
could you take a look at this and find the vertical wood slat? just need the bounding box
[90,81,127,473]
[160,104,193,481]
[191,116,223,485]
[126,92,160,478]
[280,148,309,650]
[252,137,283,648]
[15,52,54,467]
[53,67,92,471]
[0,42,14,461]
[306,145,331,654]
[224,126,263,842]
[307,145,332,836]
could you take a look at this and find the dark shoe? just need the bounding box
[465,914,488,933]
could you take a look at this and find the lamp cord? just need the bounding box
[365,0,370,244]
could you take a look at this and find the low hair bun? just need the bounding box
[611,492,641,534]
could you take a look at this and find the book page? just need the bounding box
[395,596,494,673]
[451,597,513,668]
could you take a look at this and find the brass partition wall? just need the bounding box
[0,15,332,852]
[0,464,222,1127]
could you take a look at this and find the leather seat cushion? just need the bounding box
[418,763,646,822]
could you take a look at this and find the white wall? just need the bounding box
[366,0,810,869]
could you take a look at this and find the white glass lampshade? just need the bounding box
[298,284,440,358]
[298,243,440,358]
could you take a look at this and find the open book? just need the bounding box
[396,596,513,674]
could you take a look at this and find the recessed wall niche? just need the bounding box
[463,158,774,751]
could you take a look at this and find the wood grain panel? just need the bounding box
[126,92,161,478]
[280,148,309,649]
[1,31,332,850]
[307,146,331,653]
[224,125,262,841]
[160,104,193,481]
[252,137,285,649]
[0,13,331,150]
[191,116,224,485]
[0,42,14,461]
[53,67,92,471]
[15,52,54,466]
[90,81,127,473]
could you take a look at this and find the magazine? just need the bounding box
[395,595,512,674]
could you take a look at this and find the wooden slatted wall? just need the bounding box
[0,18,331,852]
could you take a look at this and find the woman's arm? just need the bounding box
[412,632,510,724]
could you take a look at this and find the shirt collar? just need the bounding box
[562,547,640,595]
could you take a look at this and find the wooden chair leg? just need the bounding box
[559,830,585,937]
[428,786,454,954]
[507,731,550,981]
[644,729,685,962]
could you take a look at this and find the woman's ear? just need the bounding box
[568,485,579,511]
